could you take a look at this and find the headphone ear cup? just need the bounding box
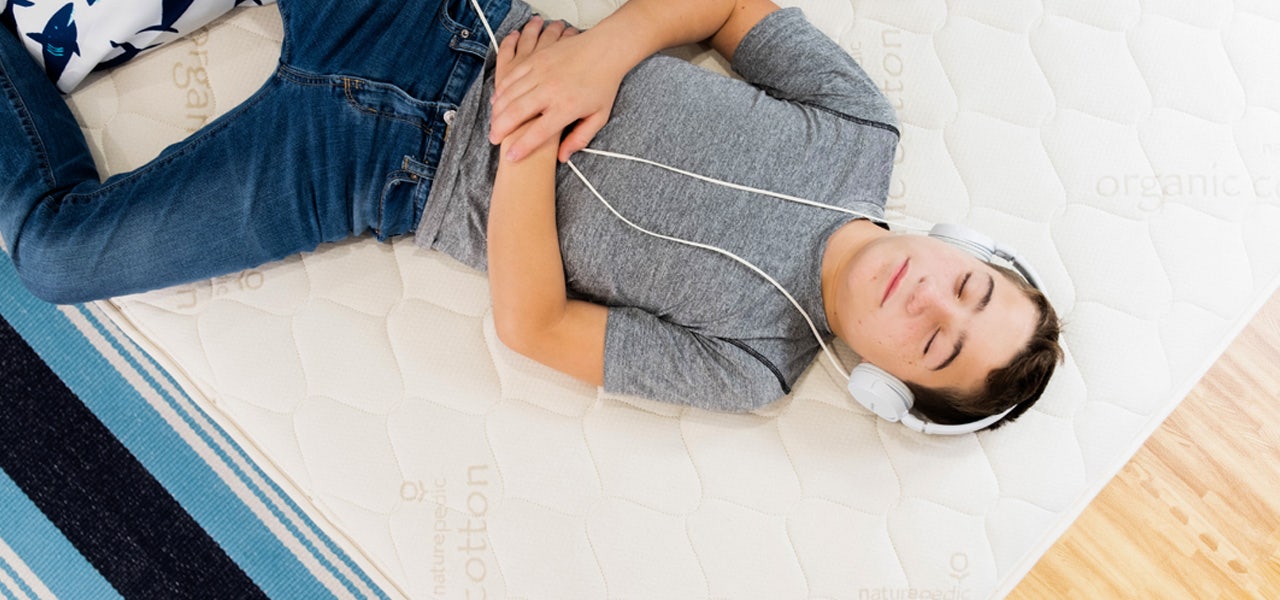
[928,223,996,262]
[847,363,913,422]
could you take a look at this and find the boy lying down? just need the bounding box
[0,0,1061,433]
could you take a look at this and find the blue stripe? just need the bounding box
[0,313,267,597]
[75,305,386,599]
[0,578,20,600]
[0,468,121,599]
[0,262,364,599]
[110,313,376,588]
[0,555,36,600]
[98,308,369,580]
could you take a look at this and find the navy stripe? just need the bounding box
[0,315,268,600]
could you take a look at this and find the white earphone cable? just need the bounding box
[471,0,500,50]
[465,0,917,382]
[563,159,851,379]
[576,148,929,232]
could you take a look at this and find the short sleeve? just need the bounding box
[730,7,899,135]
[603,306,789,412]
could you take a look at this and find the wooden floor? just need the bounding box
[1010,290,1280,599]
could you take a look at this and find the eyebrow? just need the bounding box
[930,273,996,372]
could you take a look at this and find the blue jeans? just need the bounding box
[0,0,510,304]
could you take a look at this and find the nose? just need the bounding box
[906,277,962,322]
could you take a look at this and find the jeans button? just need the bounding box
[443,110,456,125]
[460,29,471,39]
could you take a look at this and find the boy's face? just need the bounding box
[832,233,1039,397]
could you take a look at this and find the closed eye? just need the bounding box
[924,272,972,357]
[927,272,995,372]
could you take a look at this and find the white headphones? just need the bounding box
[467,1,1048,435]
[567,156,1048,435]
[847,223,1046,435]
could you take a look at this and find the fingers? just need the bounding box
[493,17,562,100]
[489,90,548,145]
[516,15,542,59]
[494,31,518,80]
[492,70,538,116]
[516,18,568,66]
[503,113,565,162]
[488,16,586,151]
[539,18,566,45]
[492,62,531,104]
[491,17,544,144]
[558,111,608,163]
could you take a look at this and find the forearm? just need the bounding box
[589,0,738,68]
[587,0,780,68]
[484,15,608,385]
[486,132,566,338]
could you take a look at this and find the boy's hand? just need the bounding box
[494,17,570,161]
[489,16,627,163]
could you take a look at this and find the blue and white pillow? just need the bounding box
[4,0,276,93]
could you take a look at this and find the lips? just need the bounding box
[881,258,909,306]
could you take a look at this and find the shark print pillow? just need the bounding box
[4,0,276,93]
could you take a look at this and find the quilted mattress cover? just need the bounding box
[64,0,1280,598]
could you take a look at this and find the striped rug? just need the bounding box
[0,256,390,599]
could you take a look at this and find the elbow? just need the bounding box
[493,315,521,354]
[492,300,564,358]
[492,310,538,357]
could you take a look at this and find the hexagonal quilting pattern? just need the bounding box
[64,2,1280,598]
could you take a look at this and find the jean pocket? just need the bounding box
[341,77,438,133]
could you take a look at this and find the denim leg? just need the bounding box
[0,26,105,302]
[0,0,507,305]
[0,27,349,304]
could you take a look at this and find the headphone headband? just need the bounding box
[930,223,1045,292]
[900,406,1016,435]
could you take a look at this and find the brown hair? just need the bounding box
[905,263,1063,431]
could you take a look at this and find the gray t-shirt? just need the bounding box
[416,2,899,411]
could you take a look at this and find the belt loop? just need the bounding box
[401,157,419,181]
[401,155,433,180]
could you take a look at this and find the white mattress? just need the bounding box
[66,1,1280,598]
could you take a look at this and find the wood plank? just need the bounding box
[1011,290,1280,598]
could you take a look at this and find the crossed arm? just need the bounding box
[489,0,781,162]
[486,0,780,387]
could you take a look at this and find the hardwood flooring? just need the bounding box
[1011,290,1280,598]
